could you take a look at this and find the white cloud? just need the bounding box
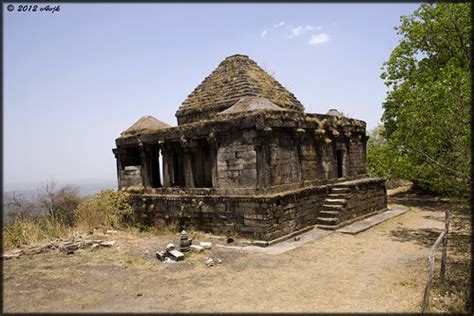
[308,33,331,45]
[261,30,268,38]
[289,25,315,38]
[273,21,285,28]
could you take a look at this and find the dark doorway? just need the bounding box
[336,150,344,178]
[191,139,213,188]
[171,143,185,187]
[149,145,161,188]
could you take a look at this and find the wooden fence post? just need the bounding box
[440,209,449,283]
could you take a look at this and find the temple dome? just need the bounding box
[120,115,171,137]
[175,54,304,125]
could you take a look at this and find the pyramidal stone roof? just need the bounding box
[218,96,290,116]
[175,54,304,124]
[121,115,171,137]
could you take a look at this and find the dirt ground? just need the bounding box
[3,192,471,313]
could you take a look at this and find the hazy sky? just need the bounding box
[4,2,420,189]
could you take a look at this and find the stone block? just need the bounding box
[200,242,212,249]
[168,250,184,261]
[190,245,204,252]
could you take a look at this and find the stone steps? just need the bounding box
[325,198,347,205]
[328,193,347,199]
[317,217,339,225]
[319,210,340,218]
[332,187,351,193]
[317,185,351,229]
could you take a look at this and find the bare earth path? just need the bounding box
[3,202,448,313]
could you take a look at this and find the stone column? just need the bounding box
[161,145,171,187]
[256,128,272,191]
[293,128,305,185]
[207,133,218,188]
[112,148,122,190]
[182,147,195,188]
[139,143,151,188]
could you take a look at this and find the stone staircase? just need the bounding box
[317,186,350,230]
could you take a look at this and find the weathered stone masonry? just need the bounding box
[113,54,387,243]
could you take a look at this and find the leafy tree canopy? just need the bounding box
[377,2,471,196]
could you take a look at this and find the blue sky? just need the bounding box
[4,2,421,189]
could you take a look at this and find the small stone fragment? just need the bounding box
[23,247,43,255]
[166,243,175,252]
[156,251,166,261]
[60,243,79,254]
[216,258,222,264]
[100,240,117,247]
[2,251,22,260]
[168,250,184,261]
[200,242,212,249]
[190,245,204,253]
[106,229,118,235]
[90,243,100,251]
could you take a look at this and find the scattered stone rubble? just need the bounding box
[2,232,117,260]
[155,230,216,264]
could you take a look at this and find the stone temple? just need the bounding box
[113,54,387,245]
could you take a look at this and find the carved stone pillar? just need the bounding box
[183,147,195,188]
[207,132,218,188]
[112,148,122,190]
[256,127,272,191]
[161,145,171,187]
[293,128,305,184]
[139,143,151,188]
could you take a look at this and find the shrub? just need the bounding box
[74,189,133,230]
[2,216,69,250]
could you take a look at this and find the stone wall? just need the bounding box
[268,131,300,186]
[348,138,366,176]
[120,166,142,187]
[216,130,258,189]
[337,178,387,223]
[129,178,386,243]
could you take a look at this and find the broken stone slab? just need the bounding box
[22,247,44,256]
[167,250,184,261]
[156,251,166,261]
[200,242,212,249]
[2,249,23,260]
[100,240,117,247]
[163,257,176,264]
[90,243,100,251]
[82,240,94,246]
[205,257,214,266]
[105,229,118,235]
[166,243,175,252]
[60,243,79,254]
[190,245,204,253]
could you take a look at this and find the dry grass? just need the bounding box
[3,216,72,250]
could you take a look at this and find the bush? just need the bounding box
[74,189,133,230]
[3,216,69,250]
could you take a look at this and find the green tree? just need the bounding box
[380,2,471,196]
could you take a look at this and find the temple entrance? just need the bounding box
[191,139,213,188]
[149,145,161,188]
[171,143,185,187]
[336,150,344,178]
